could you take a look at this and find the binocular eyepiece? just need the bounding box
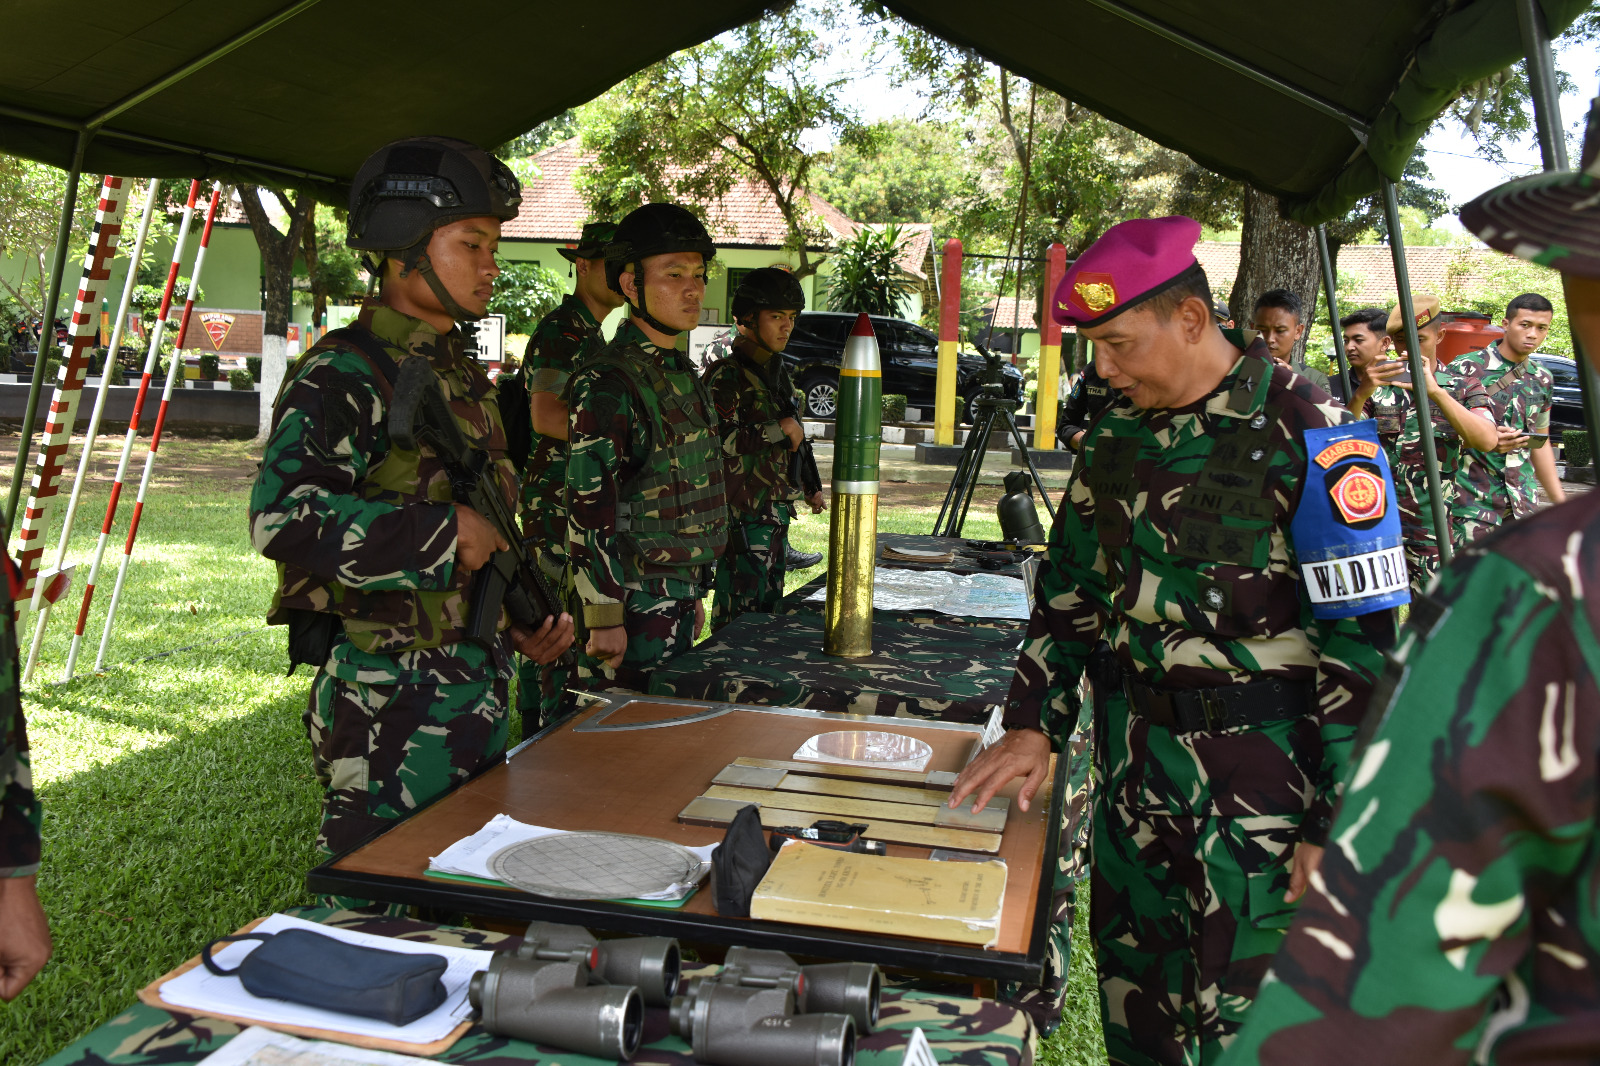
[469,953,643,1061]
[670,978,856,1066]
[518,921,682,1007]
[721,947,880,1033]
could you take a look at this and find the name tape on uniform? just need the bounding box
[1301,546,1408,605]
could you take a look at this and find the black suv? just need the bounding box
[783,312,1025,422]
[1531,352,1586,429]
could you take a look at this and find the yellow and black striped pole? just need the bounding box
[823,314,882,657]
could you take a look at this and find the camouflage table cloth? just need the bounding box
[45,908,1034,1066]
[875,533,1028,579]
[647,613,1016,723]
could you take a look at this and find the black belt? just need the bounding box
[1123,675,1313,734]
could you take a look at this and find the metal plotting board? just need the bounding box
[487,832,702,900]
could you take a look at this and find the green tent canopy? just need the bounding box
[0,0,1587,223]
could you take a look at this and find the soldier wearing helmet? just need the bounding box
[511,221,623,734]
[249,136,573,881]
[701,268,826,631]
[565,203,728,691]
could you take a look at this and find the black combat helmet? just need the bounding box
[604,203,716,335]
[345,137,520,322]
[731,267,806,323]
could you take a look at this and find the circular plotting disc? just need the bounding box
[488,833,702,900]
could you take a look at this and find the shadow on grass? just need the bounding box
[6,647,321,1066]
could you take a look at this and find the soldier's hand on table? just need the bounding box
[1495,425,1531,453]
[511,614,574,664]
[1285,842,1325,903]
[455,507,507,572]
[0,875,50,1001]
[779,416,804,452]
[586,625,627,669]
[807,491,827,514]
[948,727,1051,814]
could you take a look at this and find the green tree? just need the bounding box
[814,117,974,224]
[575,2,874,277]
[488,262,567,334]
[824,223,916,316]
[0,155,112,320]
[299,208,364,327]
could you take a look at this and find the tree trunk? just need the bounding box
[238,184,313,441]
[1229,187,1321,366]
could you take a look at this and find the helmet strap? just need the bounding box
[629,262,684,338]
[409,249,482,324]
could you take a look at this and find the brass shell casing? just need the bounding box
[823,492,878,657]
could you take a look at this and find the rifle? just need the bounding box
[389,356,574,666]
[774,375,822,500]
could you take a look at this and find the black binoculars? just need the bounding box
[666,947,880,1066]
[469,952,643,1061]
[517,921,682,1006]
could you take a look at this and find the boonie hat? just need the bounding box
[1051,216,1207,328]
[559,221,616,263]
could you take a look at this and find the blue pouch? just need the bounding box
[202,928,449,1027]
[1290,420,1410,618]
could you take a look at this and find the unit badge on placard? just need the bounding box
[1328,464,1386,527]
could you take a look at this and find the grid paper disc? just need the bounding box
[487,832,701,900]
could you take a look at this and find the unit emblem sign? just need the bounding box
[1329,465,1386,525]
[200,311,236,351]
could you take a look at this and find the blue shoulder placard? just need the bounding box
[1290,420,1409,619]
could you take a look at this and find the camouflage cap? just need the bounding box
[1459,92,1600,279]
[1385,293,1443,335]
[559,222,617,263]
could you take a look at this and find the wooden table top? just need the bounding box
[313,697,1058,977]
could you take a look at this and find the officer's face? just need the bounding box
[1251,307,1304,365]
[749,309,799,353]
[1499,307,1553,358]
[1085,298,1212,409]
[1342,323,1390,369]
[1393,320,1442,367]
[622,252,706,333]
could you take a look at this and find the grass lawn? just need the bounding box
[0,434,1105,1066]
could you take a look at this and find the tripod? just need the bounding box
[932,382,1056,538]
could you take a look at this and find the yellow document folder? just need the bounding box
[749,842,1007,947]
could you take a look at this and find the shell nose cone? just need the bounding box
[842,316,881,374]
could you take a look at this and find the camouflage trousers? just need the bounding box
[305,669,509,871]
[575,591,698,693]
[996,714,1092,1035]
[515,544,578,736]
[712,513,790,631]
[1092,689,1307,1066]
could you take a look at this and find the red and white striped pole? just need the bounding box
[22,179,159,681]
[12,176,131,617]
[62,180,201,682]
[94,183,222,672]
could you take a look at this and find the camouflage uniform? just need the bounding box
[566,320,727,693]
[1004,340,1393,1065]
[1222,487,1600,1066]
[46,907,1038,1066]
[0,544,38,881]
[250,303,516,864]
[1451,342,1556,521]
[703,333,802,631]
[1058,361,1116,448]
[1365,368,1493,592]
[515,294,605,731]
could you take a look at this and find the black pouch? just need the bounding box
[202,928,449,1026]
[711,804,773,918]
[285,609,342,677]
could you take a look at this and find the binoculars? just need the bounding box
[667,947,880,1066]
[517,921,682,1006]
[469,952,643,1061]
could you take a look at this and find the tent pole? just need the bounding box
[1516,0,1600,471]
[7,129,89,527]
[1382,177,1451,567]
[1316,225,1350,402]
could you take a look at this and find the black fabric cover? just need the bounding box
[201,929,448,1027]
[711,803,773,918]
